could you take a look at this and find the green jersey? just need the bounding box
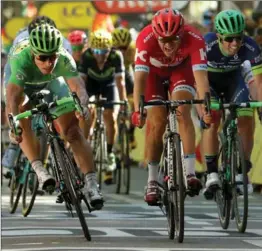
[8,39,79,90]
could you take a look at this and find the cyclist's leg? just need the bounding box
[202,73,229,197]
[50,77,103,206]
[170,60,202,193]
[232,70,254,193]
[102,83,119,182]
[144,68,168,204]
[202,87,222,197]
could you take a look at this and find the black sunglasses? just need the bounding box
[36,54,58,62]
[222,35,243,43]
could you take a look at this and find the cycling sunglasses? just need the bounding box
[92,48,110,55]
[72,45,84,52]
[222,34,243,43]
[35,54,58,62]
[158,35,181,43]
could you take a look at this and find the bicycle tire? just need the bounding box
[172,134,185,243]
[215,133,231,229]
[116,123,130,194]
[22,169,39,217]
[162,139,175,239]
[231,134,248,233]
[53,140,91,241]
[9,149,23,214]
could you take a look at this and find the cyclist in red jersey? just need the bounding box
[132,8,212,205]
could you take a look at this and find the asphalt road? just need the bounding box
[1,167,262,251]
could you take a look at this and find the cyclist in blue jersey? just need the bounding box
[202,10,262,198]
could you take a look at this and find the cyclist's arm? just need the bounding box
[115,74,127,101]
[193,70,210,99]
[134,71,148,111]
[5,83,24,120]
[66,77,88,105]
[253,73,262,101]
[62,53,88,105]
[191,38,209,99]
[115,50,127,101]
[6,59,26,119]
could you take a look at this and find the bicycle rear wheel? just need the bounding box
[9,149,24,214]
[231,134,248,233]
[172,134,185,243]
[215,133,231,229]
[22,166,39,217]
[53,140,91,241]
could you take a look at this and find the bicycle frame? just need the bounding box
[163,104,188,191]
[221,108,238,182]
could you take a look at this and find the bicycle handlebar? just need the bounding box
[139,92,211,114]
[89,99,128,107]
[8,92,82,136]
[210,101,262,110]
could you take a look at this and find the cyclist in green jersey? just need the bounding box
[5,24,103,209]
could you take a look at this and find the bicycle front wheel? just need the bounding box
[231,134,248,233]
[9,149,23,214]
[22,167,39,217]
[116,122,130,194]
[53,140,91,241]
[172,134,185,243]
[215,133,231,229]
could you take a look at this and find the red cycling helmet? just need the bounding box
[68,30,87,45]
[152,8,184,39]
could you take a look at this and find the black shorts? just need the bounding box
[86,81,119,109]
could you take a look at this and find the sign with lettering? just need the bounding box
[93,0,171,14]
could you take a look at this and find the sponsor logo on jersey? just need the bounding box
[188,31,202,41]
[143,32,154,43]
[135,49,147,62]
[244,43,255,52]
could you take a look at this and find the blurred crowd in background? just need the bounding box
[2,1,262,53]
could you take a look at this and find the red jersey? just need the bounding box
[135,24,207,73]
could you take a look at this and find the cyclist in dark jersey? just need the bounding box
[202,10,262,199]
[78,29,127,185]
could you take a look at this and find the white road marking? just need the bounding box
[1,247,260,251]
[243,240,262,248]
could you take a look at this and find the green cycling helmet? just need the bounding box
[29,24,62,55]
[215,9,245,35]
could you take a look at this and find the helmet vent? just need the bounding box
[229,16,236,31]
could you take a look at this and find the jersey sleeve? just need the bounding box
[189,32,208,71]
[61,51,79,80]
[114,50,125,77]
[8,56,28,87]
[134,31,151,73]
[245,38,262,76]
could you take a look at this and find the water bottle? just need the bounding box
[2,142,20,169]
